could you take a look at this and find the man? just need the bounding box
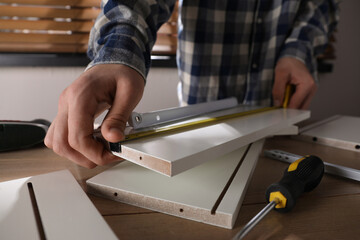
[45,0,339,168]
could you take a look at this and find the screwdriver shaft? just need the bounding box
[233,199,278,240]
[233,155,324,239]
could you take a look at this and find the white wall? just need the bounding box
[0,67,179,122]
[1,67,82,121]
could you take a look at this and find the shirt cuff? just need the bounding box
[278,41,318,83]
[86,34,148,81]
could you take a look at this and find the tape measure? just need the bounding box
[120,85,293,143]
[124,105,278,141]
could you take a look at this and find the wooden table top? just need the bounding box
[1,136,360,240]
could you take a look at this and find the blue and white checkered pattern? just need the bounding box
[87,0,339,106]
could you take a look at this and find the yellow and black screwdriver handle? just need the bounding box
[265,155,325,213]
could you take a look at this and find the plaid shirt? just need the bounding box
[87,0,339,106]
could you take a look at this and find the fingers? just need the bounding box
[67,98,118,166]
[45,104,97,168]
[47,118,98,169]
[272,67,290,107]
[101,66,144,143]
[273,57,317,109]
[288,81,317,109]
[45,64,144,168]
[101,109,128,143]
[100,84,130,143]
[45,90,115,168]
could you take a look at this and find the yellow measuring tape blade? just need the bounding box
[124,105,278,142]
[123,85,293,142]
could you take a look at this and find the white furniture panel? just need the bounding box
[87,140,264,229]
[0,170,117,240]
[116,108,310,176]
[297,115,360,152]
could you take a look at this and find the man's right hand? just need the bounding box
[45,64,145,168]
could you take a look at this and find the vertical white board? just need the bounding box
[115,108,309,176]
[0,170,117,240]
[87,140,264,229]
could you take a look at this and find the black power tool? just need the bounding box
[0,119,50,152]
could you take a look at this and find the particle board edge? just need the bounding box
[113,148,172,176]
[86,141,265,229]
[86,180,233,228]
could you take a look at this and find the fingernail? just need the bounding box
[108,127,125,142]
[109,127,123,136]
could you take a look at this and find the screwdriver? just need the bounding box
[233,155,325,240]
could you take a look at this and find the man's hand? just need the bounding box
[272,57,317,109]
[45,64,145,168]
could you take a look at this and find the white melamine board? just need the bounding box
[0,170,117,240]
[273,125,299,136]
[216,140,264,225]
[116,108,309,176]
[87,140,264,229]
[297,115,360,152]
[0,177,40,239]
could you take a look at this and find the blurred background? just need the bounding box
[0,0,359,124]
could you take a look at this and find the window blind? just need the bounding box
[0,1,333,69]
[0,0,178,55]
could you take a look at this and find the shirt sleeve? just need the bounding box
[86,0,176,80]
[278,0,340,81]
